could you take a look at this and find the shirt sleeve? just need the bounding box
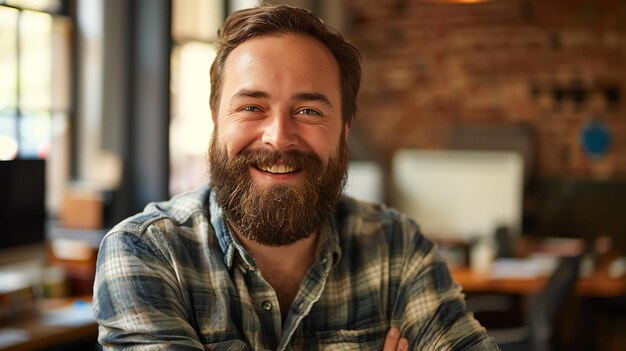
[92,228,206,350]
[392,219,500,351]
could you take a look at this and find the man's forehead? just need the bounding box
[224,34,339,78]
[219,34,341,102]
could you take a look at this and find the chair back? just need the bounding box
[527,255,581,351]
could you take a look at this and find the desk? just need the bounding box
[451,254,626,297]
[0,298,97,351]
[452,255,626,350]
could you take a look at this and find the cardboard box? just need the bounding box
[59,190,103,230]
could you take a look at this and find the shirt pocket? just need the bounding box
[316,322,389,351]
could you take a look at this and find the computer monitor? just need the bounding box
[0,159,46,262]
[392,150,523,242]
[345,161,384,204]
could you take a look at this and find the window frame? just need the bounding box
[0,0,75,161]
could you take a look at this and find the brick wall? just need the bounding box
[344,0,626,178]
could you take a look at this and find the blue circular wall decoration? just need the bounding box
[580,119,611,161]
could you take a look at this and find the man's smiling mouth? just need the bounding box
[255,162,299,174]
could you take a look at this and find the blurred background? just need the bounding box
[0,0,625,350]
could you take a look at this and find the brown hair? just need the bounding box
[209,5,361,125]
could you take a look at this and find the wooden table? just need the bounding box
[451,254,626,297]
[0,297,98,351]
[451,250,626,350]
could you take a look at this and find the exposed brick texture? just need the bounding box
[345,0,626,178]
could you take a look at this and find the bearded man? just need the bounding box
[93,4,497,351]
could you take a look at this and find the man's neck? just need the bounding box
[231,225,319,277]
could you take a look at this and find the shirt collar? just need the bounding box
[316,215,343,268]
[208,188,342,270]
[209,189,248,270]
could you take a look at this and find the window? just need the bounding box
[169,0,223,195]
[0,0,73,211]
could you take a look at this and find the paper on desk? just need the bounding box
[490,256,558,279]
[0,328,29,348]
[40,300,95,327]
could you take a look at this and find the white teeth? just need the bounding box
[260,163,296,174]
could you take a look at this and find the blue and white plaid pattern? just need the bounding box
[93,185,497,350]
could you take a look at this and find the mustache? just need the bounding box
[233,148,323,171]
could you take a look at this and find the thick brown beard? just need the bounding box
[208,135,348,246]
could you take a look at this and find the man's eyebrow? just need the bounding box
[292,92,334,110]
[232,89,270,100]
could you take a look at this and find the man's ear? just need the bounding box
[211,109,217,125]
[343,122,351,143]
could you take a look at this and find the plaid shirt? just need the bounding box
[93,185,497,350]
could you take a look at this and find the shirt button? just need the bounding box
[261,301,272,311]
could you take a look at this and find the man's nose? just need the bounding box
[261,113,298,150]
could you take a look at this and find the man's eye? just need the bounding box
[297,108,321,116]
[242,106,260,112]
